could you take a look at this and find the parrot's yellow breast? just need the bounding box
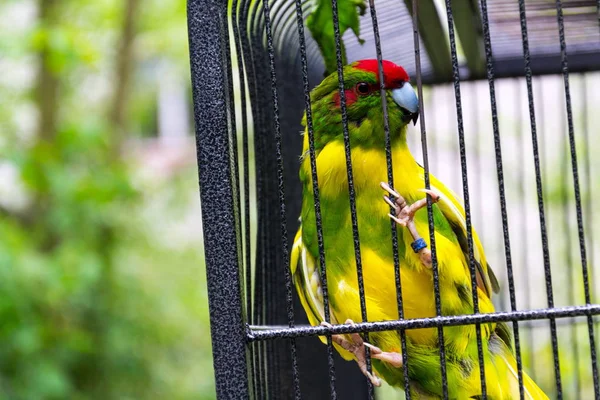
[303,138,475,345]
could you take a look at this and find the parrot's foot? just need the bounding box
[380,182,440,269]
[321,319,403,387]
[320,320,381,387]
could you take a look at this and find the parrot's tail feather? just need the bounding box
[498,350,549,400]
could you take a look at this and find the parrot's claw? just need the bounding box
[364,342,404,368]
[320,320,382,387]
[380,182,440,269]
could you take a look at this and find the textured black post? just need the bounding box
[187,0,249,398]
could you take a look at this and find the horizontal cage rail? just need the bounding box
[248,304,600,341]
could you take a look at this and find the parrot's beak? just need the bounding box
[391,82,419,125]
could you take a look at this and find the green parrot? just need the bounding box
[290,59,548,399]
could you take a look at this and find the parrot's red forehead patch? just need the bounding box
[354,59,409,88]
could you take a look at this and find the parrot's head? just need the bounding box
[306,59,418,148]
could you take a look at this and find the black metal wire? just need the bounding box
[411,1,448,398]
[224,0,243,304]
[292,0,339,398]
[516,1,563,397]
[442,1,487,396]
[561,106,582,399]
[253,0,299,392]
[367,0,411,396]
[248,304,600,341]
[231,0,250,328]
[527,77,545,384]
[329,0,375,397]
[255,314,600,332]
[248,1,269,396]
[231,0,257,395]
[255,170,267,400]
[260,0,301,397]
[516,78,538,387]
[260,37,278,397]
[554,2,600,397]
[477,1,526,397]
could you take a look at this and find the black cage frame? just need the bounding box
[188,0,600,398]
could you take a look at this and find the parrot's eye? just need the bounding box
[356,82,370,95]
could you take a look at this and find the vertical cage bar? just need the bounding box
[554,1,600,396]
[535,81,548,390]
[534,80,546,213]
[231,0,257,395]
[254,0,279,390]
[330,0,375,397]
[187,0,249,397]
[411,1,448,398]
[516,1,562,396]
[442,0,487,396]
[292,0,340,398]
[368,0,412,396]
[232,0,252,347]
[224,0,243,274]
[517,79,537,383]
[248,1,269,396]
[560,106,581,398]
[477,1,526,397]
[260,0,301,397]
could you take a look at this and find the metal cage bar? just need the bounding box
[249,305,600,341]
[517,1,563,395]
[442,0,489,396]
[554,1,600,396]
[411,1,449,398]
[477,1,526,398]
[292,0,340,398]
[260,1,302,398]
[188,0,249,397]
[330,0,376,397]
[368,0,413,396]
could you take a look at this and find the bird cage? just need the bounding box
[188,0,600,398]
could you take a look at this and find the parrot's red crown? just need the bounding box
[354,59,409,89]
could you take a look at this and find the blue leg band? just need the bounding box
[411,238,427,253]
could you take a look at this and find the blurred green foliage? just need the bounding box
[306,0,366,76]
[0,0,214,398]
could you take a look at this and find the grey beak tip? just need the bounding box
[411,113,419,125]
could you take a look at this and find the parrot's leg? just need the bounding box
[380,182,440,269]
[321,319,403,387]
[320,321,381,386]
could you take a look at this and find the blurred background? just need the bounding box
[1,0,599,398]
[0,0,215,398]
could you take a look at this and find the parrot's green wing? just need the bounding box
[291,227,327,327]
[425,174,500,297]
[291,227,355,361]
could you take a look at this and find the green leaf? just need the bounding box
[306,0,366,77]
